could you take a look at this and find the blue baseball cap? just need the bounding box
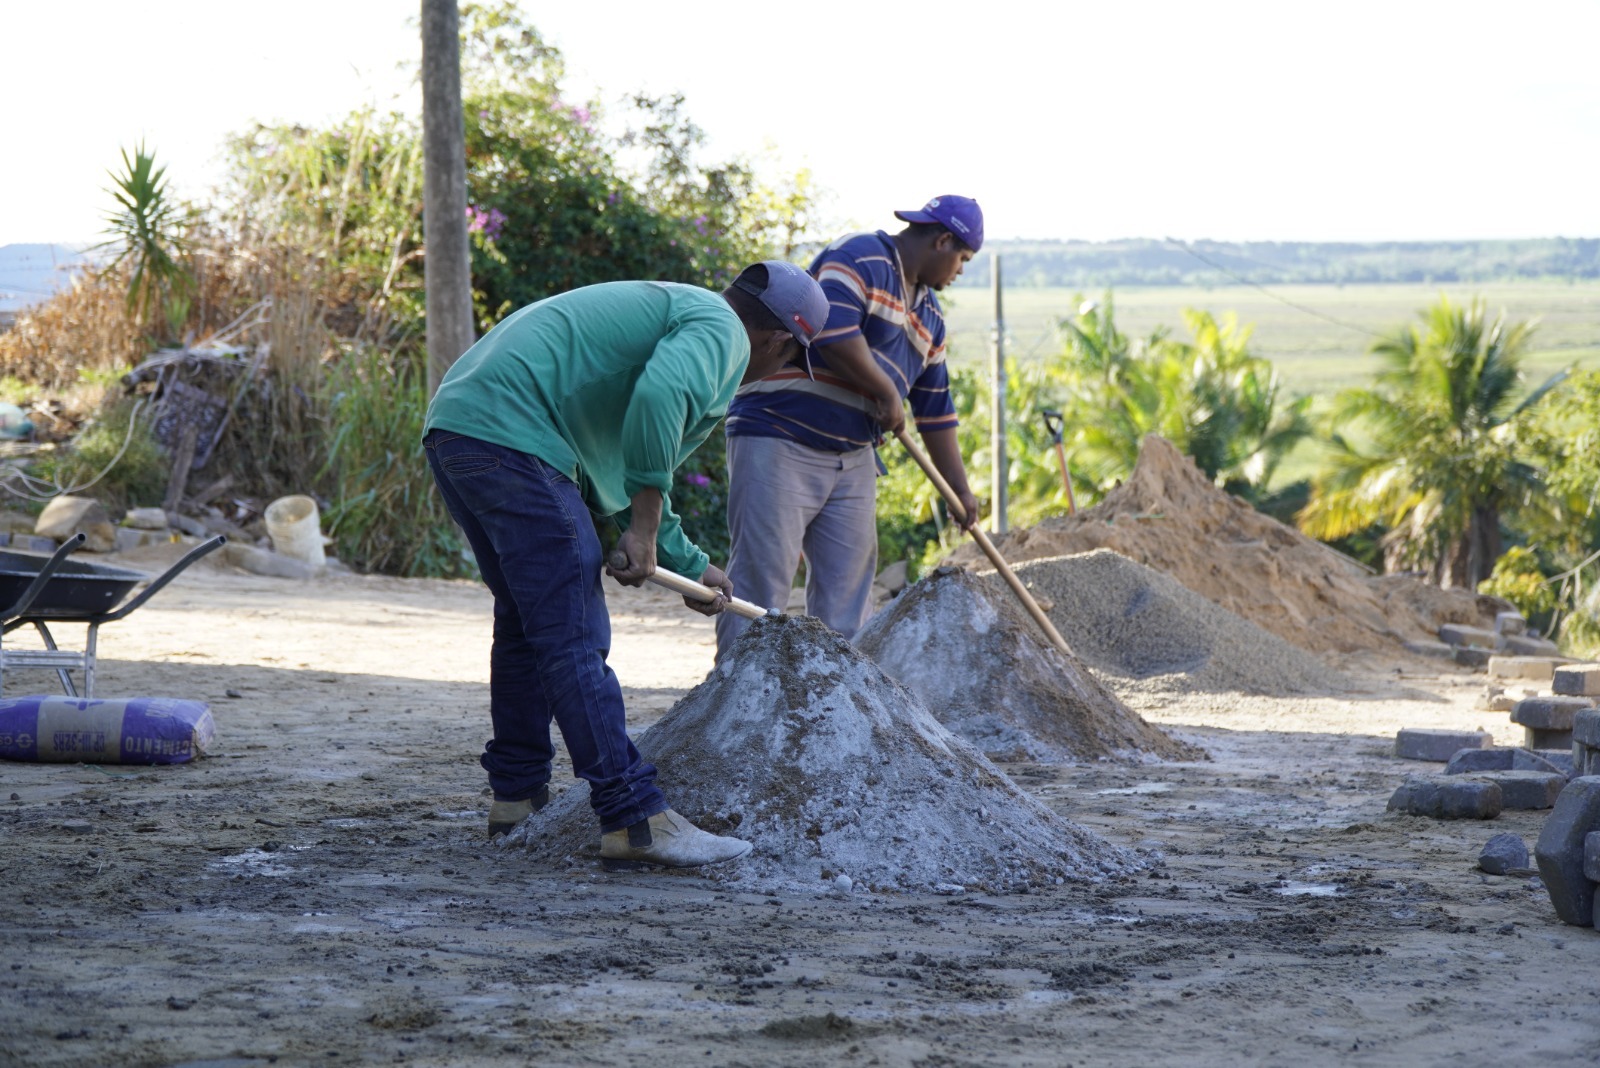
[894,195,984,252]
[732,259,829,378]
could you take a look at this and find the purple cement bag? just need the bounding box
[0,696,215,764]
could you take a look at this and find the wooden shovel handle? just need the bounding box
[607,552,772,621]
[893,429,1075,657]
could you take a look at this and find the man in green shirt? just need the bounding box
[424,262,827,870]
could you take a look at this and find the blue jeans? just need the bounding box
[424,430,667,833]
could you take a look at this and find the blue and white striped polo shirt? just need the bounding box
[725,230,958,452]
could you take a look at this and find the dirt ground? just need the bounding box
[2,548,1598,1067]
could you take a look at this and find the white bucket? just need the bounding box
[264,495,327,568]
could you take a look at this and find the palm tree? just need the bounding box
[1298,296,1563,588]
[1051,295,1309,498]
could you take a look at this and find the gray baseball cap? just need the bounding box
[733,259,829,351]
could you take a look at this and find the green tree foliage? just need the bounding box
[102,144,193,341]
[1047,294,1310,499]
[1298,296,1563,588]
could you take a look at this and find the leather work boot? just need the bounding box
[599,809,753,871]
[486,784,550,838]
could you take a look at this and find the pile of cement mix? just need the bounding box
[946,434,1509,655]
[501,617,1137,893]
[1008,549,1357,696]
[855,566,1202,763]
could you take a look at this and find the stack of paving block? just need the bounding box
[1509,664,1600,752]
[1438,610,1564,670]
[1389,729,1571,819]
[1534,776,1600,927]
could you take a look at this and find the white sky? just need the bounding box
[4,0,1598,247]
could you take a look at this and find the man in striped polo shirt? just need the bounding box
[715,196,984,659]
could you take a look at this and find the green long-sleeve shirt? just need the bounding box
[424,281,748,578]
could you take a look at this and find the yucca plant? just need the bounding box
[102,143,193,340]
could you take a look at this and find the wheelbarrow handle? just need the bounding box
[96,535,228,624]
[0,532,87,622]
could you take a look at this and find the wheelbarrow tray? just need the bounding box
[0,550,150,617]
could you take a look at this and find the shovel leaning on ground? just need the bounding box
[606,551,778,621]
[1040,409,1079,516]
[893,428,1075,658]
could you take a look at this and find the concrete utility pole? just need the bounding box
[421,0,475,393]
[990,254,1007,535]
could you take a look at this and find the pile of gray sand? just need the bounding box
[501,616,1137,893]
[855,566,1203,764]
[1007,549,1358,696]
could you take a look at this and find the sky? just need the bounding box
[4,0,1598,248]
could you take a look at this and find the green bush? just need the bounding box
[32,398,169,514]
[320,348,470,578]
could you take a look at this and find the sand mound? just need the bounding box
[1009,550,1358,696]
[501,617,1137,893]
[855,566,1202,763]
[947,434,1509,654]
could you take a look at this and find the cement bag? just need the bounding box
[0,696,215,764]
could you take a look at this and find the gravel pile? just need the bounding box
[501,616,1137,893]
[855,566,1203,763]
[1006,549,1358,696]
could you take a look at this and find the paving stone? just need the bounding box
[1553,664,1600,697]
[1573,709,1600,748]
[1487,656,1565,682]
[1516,749,1568,775]
[1524,727,1573,751]
[1495,611,1528,636]
[1404,639,1455,659]
[1479,832,1530,875]
[1577,742,1600,778]
[1440,623,1499,650]
[1501,634,1562,657]
[1444,748,1516,774]
[1387,779,1502,820]
[1534,776,1600,926]
[1586,831,1600,883]
[1452,646,1492,669]
[1396,728,1494,762]
[1511,696,1591,730]
[1471,771,1566,810]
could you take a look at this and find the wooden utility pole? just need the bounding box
[421,0,475,393]
[990,254,1007,535]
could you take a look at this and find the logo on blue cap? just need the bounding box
[894,195,984,252]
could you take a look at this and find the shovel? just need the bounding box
[893,429,1074,657]
[606,551,778,621]
[1040,409,1078,516]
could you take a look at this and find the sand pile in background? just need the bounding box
[502,617,1137,893]
[855,566,1203,763]
[947,434,1509,654]
[1007,550,1360,696]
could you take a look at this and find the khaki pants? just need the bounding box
[714,435,878,661]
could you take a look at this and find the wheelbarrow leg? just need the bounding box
[32,621,78,698]
[84,624,98,700]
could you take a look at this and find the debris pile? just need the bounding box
[855,565,1201,763]
[502,616,1138,893]
[1005,549,1357,696]
[947,434,1510,655]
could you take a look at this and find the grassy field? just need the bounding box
[941,280,1600,398]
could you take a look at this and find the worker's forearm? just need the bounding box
[922,429,972,497]
[815,337,899,403]
[627,487,662,542]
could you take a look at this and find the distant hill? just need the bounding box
[0,243,89,325]
[954,237,1600,289]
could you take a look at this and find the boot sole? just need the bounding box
[601,847,752,872]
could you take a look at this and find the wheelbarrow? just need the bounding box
[0,532,227,698]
